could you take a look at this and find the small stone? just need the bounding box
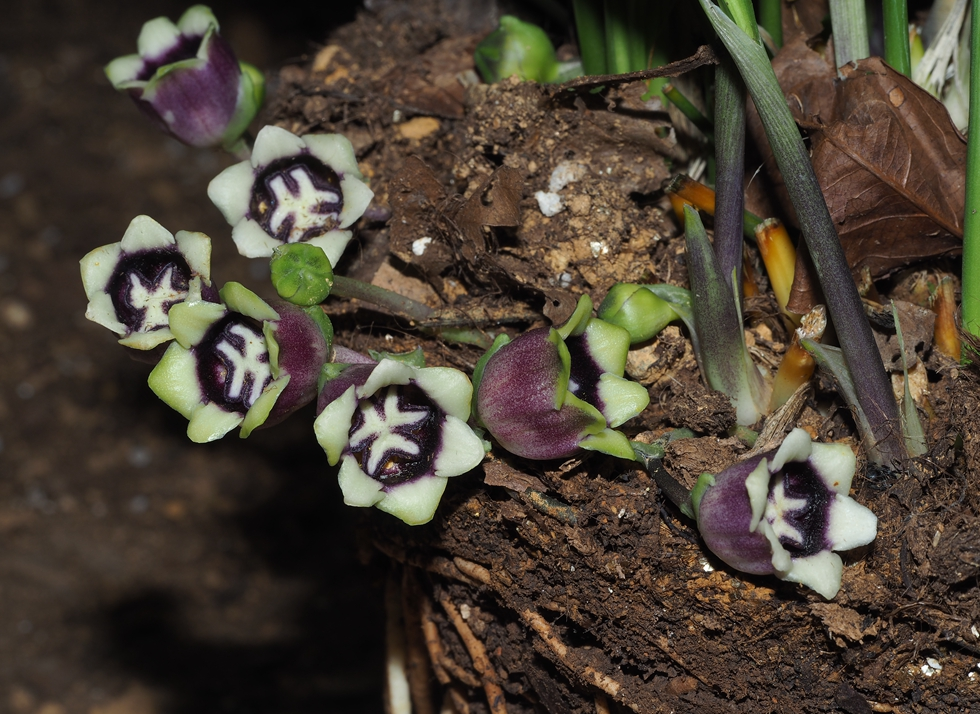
[1,299,33,329]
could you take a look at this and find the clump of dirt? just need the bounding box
[252,1,980,712]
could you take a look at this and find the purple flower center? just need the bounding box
[347,384,440,487]
[771,462,834,558]
[107,248,191,335]
[136,33,206,82]
[196,314,272,414]
[249,155,344,244]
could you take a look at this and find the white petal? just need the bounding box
[136,16,182,59]
[307,230,354,268]
[827,494,877,551]
[583,318,631,375]
[432,415,485,478]
[120,215,176,252]
[314,386,359,465]
[231,219,281,259]
[337,176,374,229]
[84,292,126,335]
[808,441,857,494]
[80,242,123,299]
[769,427,813,472]
[187,402,244,443]
[338,456,385,507]
[302,134,361,176]
[377,476,449,526]
[174,230,212,283]
[208,161,255,225]
[176,5,218,35]
[119,327,174,349]
[780,550,844,600]
[104,54,145,87]
[219,281,278,321]
[251,125,306,168]
[412,367,473,420]
[360,359,414,397]
[745,457,771,532]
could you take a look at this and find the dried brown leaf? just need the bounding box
[811,57,965,277]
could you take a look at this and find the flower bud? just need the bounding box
[597,283,681,344]
[474,15,559,84]
[269,243,335,306]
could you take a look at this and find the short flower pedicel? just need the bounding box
[208,125,374,265]
[81,215,213,350]
[105,5,264,150]
[149,282,331,442]
[473,295,649,461]
[314,359,486,526]
[691,428,877,599]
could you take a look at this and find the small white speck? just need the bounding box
[548,161,586,192]
[617,508,626,519]
[970,671,977,682]
[700,557,714,573]
[412,236,432,256]
[569,565,575,572]
[607,588,613,594]
[972,624,979,638]
[921,658,942,676]
[384,334,394,342]
[558,272,572,288]
[605,167,612,175]
[392,109,402,123]
[535,191,563,217]
[589,240,608,258]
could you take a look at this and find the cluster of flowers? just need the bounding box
[82,5,878,598]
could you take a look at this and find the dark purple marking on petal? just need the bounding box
[348,384,441,488]
[563,332,603,410]
[772,461,834,558]
[196,313,271,414]
[248,155,344,243]
[136,33,206,81]
[107,247,191,335]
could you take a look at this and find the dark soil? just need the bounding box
[4,0,980,713]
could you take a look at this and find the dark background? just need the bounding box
[0,1,388,712]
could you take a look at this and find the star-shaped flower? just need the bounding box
[80,215,212,350]
[208,125,374,265]
[315,359,486,525]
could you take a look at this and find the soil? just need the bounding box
[4,0,980,713]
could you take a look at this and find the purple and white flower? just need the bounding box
[207,125,374,265]
[314,359,486,526]
[105,5,264,150]
[148,282,331,442]
[691,428,877,599]
[473,295,649,461]
[80,215,213,350]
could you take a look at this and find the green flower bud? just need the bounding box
[474,15,559,84]
[269,243,335,306]
[597,283,681,344]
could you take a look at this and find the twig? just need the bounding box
[439,595,509,714]
[419,591,479,688]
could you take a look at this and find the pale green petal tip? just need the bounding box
[769,427,813,472]
[780,550,844,600]
[413,368,474,421]
[579,428,636,461]
[148,342,204,417]
[307,230,354,268]
[808,441,857,494]
[377,477,449,526]
[121,215,176,252]
[583,318,631,375]
[596,374,649,428]
[240,375,289,437]
[168,299,227,348]
[556,294,594,340]
[80,243,123,298]
[187,402,244,443]
[222,62,265,150]
[177,5,219,35]
[174,230,213,283]
[338,176,374,229]
[136,16,182,59]
[302,134,361,177]
[219,281,279,322]
[119,327,174,350]
[433,415,486,477]
[251,125,306,167]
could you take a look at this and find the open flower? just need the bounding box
[104,5,264,150]
[148,282,332,442]
[80,215,213,350]
[207,125,374,265]
[473,295,650,461]
[314,359,486,526]
[691,428,877,599]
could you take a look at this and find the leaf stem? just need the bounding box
[828,0,870,71]
[961,1,980,344]
[882,0,912,76]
